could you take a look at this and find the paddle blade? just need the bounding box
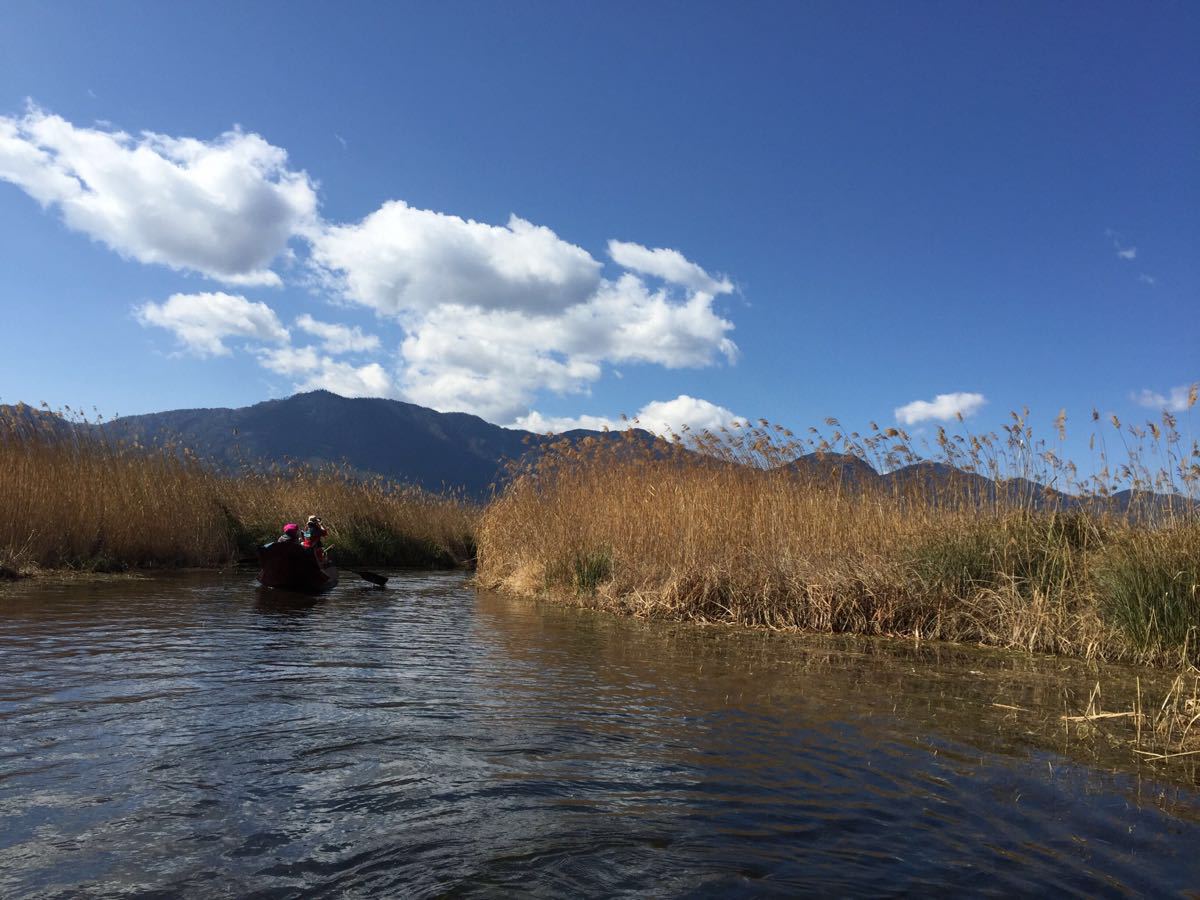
[353,570,388,588]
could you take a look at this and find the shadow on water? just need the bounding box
[2,570,1200,896]
[253,586,327,616]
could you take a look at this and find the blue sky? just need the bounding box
[0,2,1196,465]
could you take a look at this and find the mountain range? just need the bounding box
[90,390,606,497]
[2,390,1193,516]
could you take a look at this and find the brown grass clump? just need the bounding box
[0,405,477,572]
[478,398,1200,666]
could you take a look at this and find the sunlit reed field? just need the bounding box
[479,396,1200,667]
[5,395,1200,671]
[0,407,477,574]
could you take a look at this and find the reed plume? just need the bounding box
[0,404,476,572]
[478,396,1199,665]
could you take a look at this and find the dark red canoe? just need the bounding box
[257,541,339,593]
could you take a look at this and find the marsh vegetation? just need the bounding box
[479,397,1199,668]
[4,395,1200,760]
[5,394,1198,672]
[0,405,477,574]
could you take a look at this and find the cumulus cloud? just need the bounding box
[309,201,603,315]
[1134,384,1197,413]
[515,394,741,436]
[4,104,741,423]
[135,292,391,397]
[135,292,289,357]
[608,239,733,295]
[895,392,987,425]
[295,314,380,354]
[0,105,316,285]
[398,305,603,422]
[631,395,742,435]
[514,410,620,433]
[577,275,738,367]
[258,345,394,398]
[396,274,737,422]
[307,198,738,421]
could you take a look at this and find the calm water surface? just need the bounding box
[2,571,1200,897]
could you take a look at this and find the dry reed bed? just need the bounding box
[478,402,1200,668]
[0,409,477,573]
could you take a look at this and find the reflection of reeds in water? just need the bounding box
[0,405,477,572]
[479,392,1199,666]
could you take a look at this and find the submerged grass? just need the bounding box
[0,406,477,572]
[1061,648,1200,766]
[478,395,1200,667]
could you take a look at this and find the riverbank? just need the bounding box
[7,403,1198,671]
[477,419,1199,669]
[0,418,478,575]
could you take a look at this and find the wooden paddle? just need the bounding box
[350,569,389,588]
[322,545,388,589]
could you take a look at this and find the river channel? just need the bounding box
[3,571,1200,896]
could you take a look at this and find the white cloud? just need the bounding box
[135,292,289,357]
[634,395,742,435]
[395,275,737,422]
[895,392,987,425]
[573,274,738,368]
[398,305,603,422]
[514,410,620,433]
[309,201,603,316]
[0,105,316,285]
[515,394,741,437]
[608,239,733,295]
[308,200,738,422]
[1106,229,1137,261]
[295,314,380,354]
[137,292,393,395]
[3,105,742,423]
[1135,384,1196,413]
[1138,273,1156,286]
[258,345,394,398]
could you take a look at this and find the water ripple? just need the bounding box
[1,571,1199,896]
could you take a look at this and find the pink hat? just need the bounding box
[283,523,299,533]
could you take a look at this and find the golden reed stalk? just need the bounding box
[478,398,1199,666]
[0,405,477,573]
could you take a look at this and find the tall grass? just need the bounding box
[478,394,1200,665]
[0,405,477,572]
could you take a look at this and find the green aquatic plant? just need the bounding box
[1094,529,1200,655]
[572,547,613,596]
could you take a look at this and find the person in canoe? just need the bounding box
[303,515,328,563]
[278,522,302,544]
[258,520,339,592]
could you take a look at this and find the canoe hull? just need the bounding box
[256,541,338,594]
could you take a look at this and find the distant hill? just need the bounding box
[88,390,606,497]
[782,451,880,487]
[780,452,1195,519]
[1,391,658,498]
[0,402,80,440]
